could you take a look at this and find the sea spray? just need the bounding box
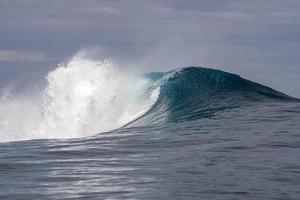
[0,52,159,142]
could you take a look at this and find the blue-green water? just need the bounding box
[1,67,300,199]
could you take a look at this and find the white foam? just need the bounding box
[0,52,159,142]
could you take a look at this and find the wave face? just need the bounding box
[127,67,297,126]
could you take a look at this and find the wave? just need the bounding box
[0,54,298,142]
[126,67,298,126]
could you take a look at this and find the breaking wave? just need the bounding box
[0,54,298,142]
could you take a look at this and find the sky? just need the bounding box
[0,0,300,97]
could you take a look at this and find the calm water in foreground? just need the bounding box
[0,102,300,200]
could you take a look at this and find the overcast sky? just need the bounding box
[0,0,300,97]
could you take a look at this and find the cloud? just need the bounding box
[0,0,300,96]
[0,50,48,62]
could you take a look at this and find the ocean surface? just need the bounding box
[1,62,300,199]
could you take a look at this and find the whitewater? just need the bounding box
[1,52,300,199]
[0,52,160,142]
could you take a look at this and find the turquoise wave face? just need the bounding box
[127,67,299,126]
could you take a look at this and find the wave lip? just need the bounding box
[126,67,299,126]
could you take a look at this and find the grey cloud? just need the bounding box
[0,0,300,97]
[0,50,48,62]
